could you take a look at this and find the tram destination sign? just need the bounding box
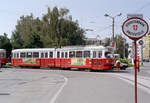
[122,17,149,40]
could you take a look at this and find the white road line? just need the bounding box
[111,73,150,94]
[49,77,68,103]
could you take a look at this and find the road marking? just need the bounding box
[111,73,150,94]
[49,77,68,103]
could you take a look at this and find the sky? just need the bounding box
[1,0,150,42]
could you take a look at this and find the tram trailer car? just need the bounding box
[11,45,115,70]
[0,49,7,67]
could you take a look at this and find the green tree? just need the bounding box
[102,34,129,58]
[11,6,85,48]
[114,35,129,58]
[11,31,23,49]
[103,37,111,46]
[0,33,12,58]
[23,34,43,48]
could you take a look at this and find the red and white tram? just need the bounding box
[11,45,115,70]
[0,49,7,66]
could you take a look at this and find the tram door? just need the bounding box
[92,51,103,69]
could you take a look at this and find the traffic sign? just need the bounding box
[138,40,144,45]
[127,14,143,19]
[122,17,149,103]
[122,17,149,40]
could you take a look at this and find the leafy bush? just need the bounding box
[118,58,133,67]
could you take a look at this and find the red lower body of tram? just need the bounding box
[11,58,114,70]
[0,58,7,66]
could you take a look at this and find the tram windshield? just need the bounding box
[105,52,113,58]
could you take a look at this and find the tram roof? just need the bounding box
[0,49,6,52]
[59,45,106,51]
[12,48,55,52]
[12,45,108,52]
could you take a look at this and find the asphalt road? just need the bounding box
[0,64,150,103]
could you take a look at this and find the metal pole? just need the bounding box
[123,40,125,58]
[112,17,115,57]
[141,44,143,65]
[134,40,137,103]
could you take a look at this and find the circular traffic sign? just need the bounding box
[122,17,149,40]
[138,40,143,45]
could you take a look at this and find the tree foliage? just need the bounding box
[11,6,85,48]
[102,34,129,58]
[23,34,43,48]
[0,33,12,58]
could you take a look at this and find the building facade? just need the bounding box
[143,33,150,59]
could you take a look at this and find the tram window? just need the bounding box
[93,51,96,58]
[69,51,75,58]
[17,53,19,58]
[105,52,111,58]
[41,53,44,58]
[84,51,90,58]
[27,52,32,58]
[98,51,102,58]
[33,52,39,58]
[11,53,13,58]
[14,53,16,58]
[20,52,25,58]
[57,52,60,58]
[49,52,53,58]
[65,52,68,58]
[0,53,4,58]
[45,52,48,58]
[61,52,64,58]
[76,51,82,58]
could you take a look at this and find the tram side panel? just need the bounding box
[69,58,92,69]
[18,58,41,67]
[91,59,114,70]
[11,58,22,66]
[60,58,71,68]
[0,49,7,66]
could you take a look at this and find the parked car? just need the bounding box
[143,59,150,62]
[120,62,128,70]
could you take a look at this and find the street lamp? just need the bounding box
[104,13,122,57]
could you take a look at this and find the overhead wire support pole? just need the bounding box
[112,17,115,57]
[104,13,121,58]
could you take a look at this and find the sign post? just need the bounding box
[122,17,149,103]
